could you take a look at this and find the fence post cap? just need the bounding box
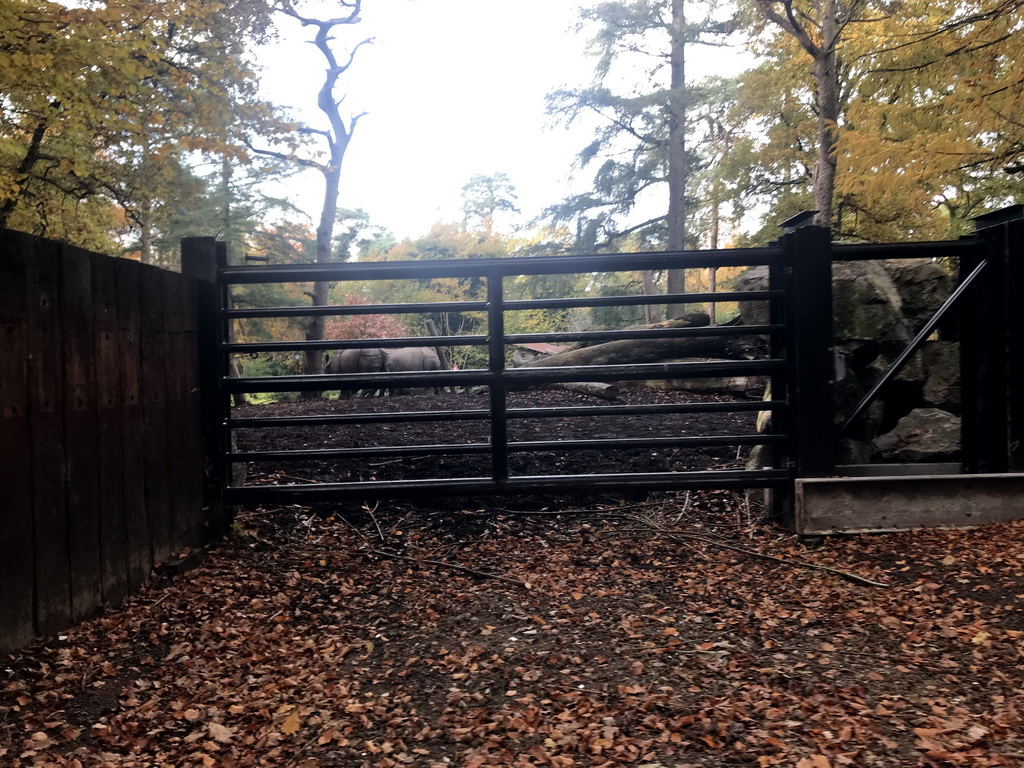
[972,204,1024,231]
[779,211,819,234]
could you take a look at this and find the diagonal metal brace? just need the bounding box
[839,259,988,437]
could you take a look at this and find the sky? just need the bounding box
[255,0,755,242]
[256,0,593,240]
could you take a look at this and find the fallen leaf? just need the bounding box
[207,722,234,744]
[282,712,301,735]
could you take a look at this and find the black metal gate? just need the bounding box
[179,206,1023,517]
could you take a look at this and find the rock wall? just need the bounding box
[737,259,960,464]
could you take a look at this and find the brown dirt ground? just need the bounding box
[3,389,1024,767]
[231,387,759,490]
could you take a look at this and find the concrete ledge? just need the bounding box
[796,473,1024,535]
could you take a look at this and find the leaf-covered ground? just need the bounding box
[3,496,1024,768]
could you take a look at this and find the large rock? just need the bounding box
[736,259,952,340]
[922,342,960,410]
[873,408,961,462]
[735,259,960,455]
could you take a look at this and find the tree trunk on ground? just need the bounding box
[522,314,756,368]
[549,382,619,400]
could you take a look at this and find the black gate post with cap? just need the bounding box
[777,213,836,522]
[964,205,1024,474]
[181,237,230,540]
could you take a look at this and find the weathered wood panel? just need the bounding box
[0,230,207,653]
[140,266,172,565]
[797,474,1024,534]
[27,237,71,634]
[163,271,189,553]
[93,254,129,606]
[60,246,102,622]
[0,232,35,650]
[116,260,151,589]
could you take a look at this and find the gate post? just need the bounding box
[778,215,836,521]
[181,237,229,540]
[965,205,1024,473]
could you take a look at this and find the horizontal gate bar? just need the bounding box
[225,359,785,393]
[230,442,491,462]
[229,433,782,463]
[225,335,486,354]
[225,300,489,319]
[227,400,786,429]
[219,247,783,284]
[505,290,780,311]
[223,468,791,505]
[832,239,977,261]
[222,290,783,321]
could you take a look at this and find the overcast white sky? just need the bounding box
[256,0,756,241]
[256,0,594,239]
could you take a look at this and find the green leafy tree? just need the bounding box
[461,172,520,234]
[547,0,736,319]
[0,0,286,258]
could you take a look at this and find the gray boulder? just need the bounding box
[736,259,952,340]
[734,259,960,456]
[873,408,961,462]
[922,342,960,410]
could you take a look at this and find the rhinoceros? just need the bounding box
[325,347,385,397]
[382,347,442,395]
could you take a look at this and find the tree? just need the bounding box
[250,1,371,386]
[740,0,1024,239]
[0,0,284,259]
[461,173,520,234]
[546,0,736,319]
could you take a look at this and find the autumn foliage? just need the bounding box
[3,497,1024,767]
[323,294,409,341]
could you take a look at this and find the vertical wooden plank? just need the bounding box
[0,231,37,652]
[92,254,129,605]
[161,271,188,552]
[140,266,172,564]
[116,260,150,589]
[26,238,72,635]
[60,246,102,622]
[179,277,206,548]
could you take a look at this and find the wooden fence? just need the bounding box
[0,230,206,653]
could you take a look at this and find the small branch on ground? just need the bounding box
[616,515,889,589]
[361,547,531,589]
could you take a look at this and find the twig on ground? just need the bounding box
[337,514,374,549]
[278,474,318,484]
[671,491,694,525]
[363,501,384,541]
[482,500,669,518]
[361,547,531,589]
[617,515,889,589]
[284,727,328,768]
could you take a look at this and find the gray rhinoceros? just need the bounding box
[382,347,442,395]
[325,347,385,397]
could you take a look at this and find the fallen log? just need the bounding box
[522,314,755,369]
